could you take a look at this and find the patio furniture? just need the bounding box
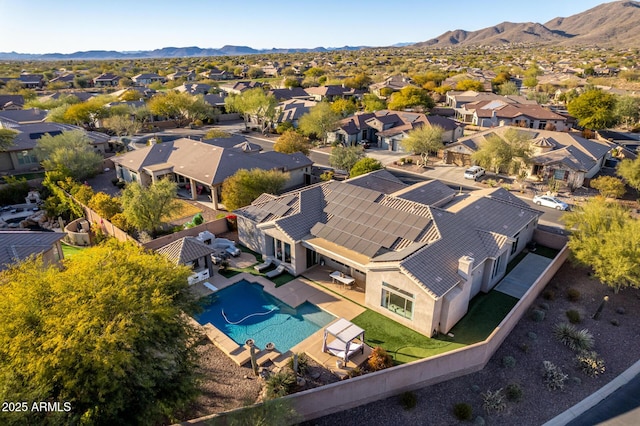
[203,282,218,292]
[330,271,355,288]
[322,318,365,363]
[266,264,286,278]
[254,257,273,272]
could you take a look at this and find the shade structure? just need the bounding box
[322,318,365,362]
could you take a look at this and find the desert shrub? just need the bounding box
[519,343,530,353]
[502,356,516,368]
[287,352,309,375]
[616,307,626,315]
[531,309,546,322]
[543,289,556,300]
[505,383,523,402]
[527,331,538,340]
[453,403,473,421]
[501,183,512,191]
[471,384,481,393]
[566,309,581,324]
[567,288,581,301]
[345,367,362,379]
[611,319,620,326]
[576,351,605,377]
[399,391,417,410]
[542,361,568,391]
[367,347,393,371]
[571,376,582,386]
[405,158,413,164]
[485,178,497,187]
[553,323,594,352]
[539,302,550,311]
[265,369,296,399]
[474,416,486,426]
[482,388,506,414]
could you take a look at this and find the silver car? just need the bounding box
[533,195,569,210]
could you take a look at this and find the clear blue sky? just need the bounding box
[0,0,615,54]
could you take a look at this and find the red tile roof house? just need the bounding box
[235,171,542,336]
[111,136,313,210]
[462,100,571,131]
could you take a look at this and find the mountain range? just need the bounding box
[414,1,640,48]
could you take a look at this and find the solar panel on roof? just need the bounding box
[385,221,402,235]
[361,227,378,241]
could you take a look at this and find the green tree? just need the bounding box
[273,130,311,155]
[88,192,122,220]
[69,183,95,205]
[120,179,183,236]
[0,128,17,151]
[148,92,213,127]
[589,176,626,199]
[224,88,278,133]
[349,157,383,177]
[102,115,141,136]
[387,86,434,111]
[63,99,109,130]
[455,79,484,91]
[617,156,640,191]
[0,240,198,425]
[401,124,444,167]
[330,98,357,117]
[563,197,640,293]
[522,77,539,89]
[567,89,617,129]
[329,145,365,173]
[298,102,341,145]
[498,81,519,96]
[34,131,103,180]
[221,168,289,211]
[204,129,232,139]
[614,95,640,129]
[343,74,372,90]
[471,128,532,174]
[362,94,387,112]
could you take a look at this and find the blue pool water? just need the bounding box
[195,280,335,353]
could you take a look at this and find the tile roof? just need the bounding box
[0,231,65,271]
[345,169,407,194]
[156,236,215,264]
[0,95,24,109]
[392,180,457,207]
[5,123,109,151]
[0,108,48,125]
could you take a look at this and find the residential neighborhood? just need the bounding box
[1,2,640,425]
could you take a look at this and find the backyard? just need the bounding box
[61,242,86,258]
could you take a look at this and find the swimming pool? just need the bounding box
[195,279,335,353]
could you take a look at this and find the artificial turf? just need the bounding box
[60,242,86,259]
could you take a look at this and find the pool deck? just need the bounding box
[191,265,370,376]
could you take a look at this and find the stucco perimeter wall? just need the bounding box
[534,228,569,250]
[142,219,229,251]
[182,245,569,425]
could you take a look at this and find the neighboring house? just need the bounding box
[328,110,463,151]
[92,73,121,87]
[111,136,313,209]
[0,95,25,110]
[446,91,535,110]
[442,73,492,92]
[268,87,312,101]
[0,230,66,272]
[156,236,216,285]
[304,85,362,102]
[219,81,262,95]
[0,123,109,173]
[0,108,48,127]
[132,73,165,86]
[443,127,614,187]
[235,172,541,336]
[19,74,45,89]
[261,65,281,77]
[200,68,234,81]
[167,70,197,81]
[38,91,96,103]
[203,93,227,113]
[369,75,415,97]
[175,83,212,95]
[461,101,570,130]
[48,73,76,88]
[274,99,317,128]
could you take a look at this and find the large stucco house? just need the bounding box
[235,170,541,336]
[112,136,313,209]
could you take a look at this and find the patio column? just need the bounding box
[211,187,219,210]
[189,178,197,200]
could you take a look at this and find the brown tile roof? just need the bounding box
[0,231,65,271]
[156,237,215,264]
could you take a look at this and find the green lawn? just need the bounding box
[351,310,466,364]
[440,290,518,345]
[61,242,87,259]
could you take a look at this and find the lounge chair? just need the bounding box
[265,264,286,278]
[254,257,273,272]
[326,339,364,361]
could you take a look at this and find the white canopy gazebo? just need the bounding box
[322,318,365,363]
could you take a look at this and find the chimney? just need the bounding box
[457,256,474,281]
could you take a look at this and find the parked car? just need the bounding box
[225,246,241,257]
[464,166,486,180]
[533,195,569,211]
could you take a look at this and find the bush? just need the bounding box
[502,356,516,368]
[265,369,296,399]
[542,361,568,391]
[482,388,506,414]
[345,367,362,379]
[576,351,605,377]
[287,353,309,375]
[399,391,417,410]
[616,307,626,315]
[0,176,29,205]
[531,309,546,322]
[474,416,486,426]
[539,302,550,311]
[519,343,530,353]
[453,403,473,421]
[567,288,581,302]
[590,175,626,198]
[611,319,620,326]
[543,289,556,300]
[471,384,481,393]
[566,309,581,324]
[505,383,523,402]
[571,376,582,386]
[553,323,594,352]
[485,178,497,187]
[527,331,538,340]
[367,347,394,371]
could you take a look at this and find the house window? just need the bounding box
[17,151,38,165]
[192,258,200,269]
[511,233,520,255]
[381,282,414,320]
[554,169,566,180]
[538,121,547,129]
[284,242,291,263]
[492,256,501,279]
